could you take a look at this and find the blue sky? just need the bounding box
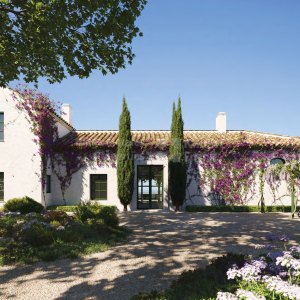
[29,1,300,136]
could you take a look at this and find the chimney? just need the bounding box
[61,104,72,125]
[216,112,226,133]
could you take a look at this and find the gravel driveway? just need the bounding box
[1,212,300,300]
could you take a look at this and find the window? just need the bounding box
[0,113,3,141]
[270,158,285,165]
[0,173,3,201]
[46,175,51,193]
[90,174,107,200]
[137,165,163,209]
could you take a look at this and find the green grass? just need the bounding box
[131,253,246,300]
[186,205,292,213]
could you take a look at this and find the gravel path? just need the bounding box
[1,212,300,300]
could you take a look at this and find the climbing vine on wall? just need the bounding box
[12,86,300,211]
[12,86,116,205]
[12,86,60,204]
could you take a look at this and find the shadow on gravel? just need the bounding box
[1,212,300,300]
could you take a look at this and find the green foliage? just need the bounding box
[97,206,119,228]
[47,205,78,212]
[0,0,147,86]
[74,203,119,227]
[132,253,246,300]
[0,216,21,237]
[186,205,292,212]
[117,98,134,211]
[0,213,128,265]
[22,223,54,247]
[74,203,98,223]
[168,97,187,211]
[43,210,70,225]
[86,218,108,235]
[4,196,44,214]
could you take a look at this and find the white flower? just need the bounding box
[217,292,238,300]
[236,289,266,300]
[263,275,300,300]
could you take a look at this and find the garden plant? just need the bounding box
[0,200,128,265]
[132,234,300,300]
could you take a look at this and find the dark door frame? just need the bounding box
[137,165,163,210]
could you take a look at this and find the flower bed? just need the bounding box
[0,203,128,265]
[132,234,300,300]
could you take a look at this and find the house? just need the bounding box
[0,87,298,210]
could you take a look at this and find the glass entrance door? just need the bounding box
[137,165,163,209]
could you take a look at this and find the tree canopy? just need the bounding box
[0,0,147,87]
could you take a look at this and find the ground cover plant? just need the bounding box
[0,202,128,265]
[132,235,300,300]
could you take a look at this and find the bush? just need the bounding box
[47,205,78,212]
[22,223,54,246]
[74,203,98,223]
[98,206,119,228]
[4,197,44,214]
[74,203,119,227]
[0,216,23,238]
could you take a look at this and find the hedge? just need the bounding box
[185,205,292,213]
[47,205,78,212]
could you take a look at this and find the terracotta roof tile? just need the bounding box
[58,130,300,150]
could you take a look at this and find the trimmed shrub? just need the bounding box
[4,197,44,214]
[185,205,292,213]
[47,205,78,212]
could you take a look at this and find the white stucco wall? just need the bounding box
[0,88,72,207]
[0,88,43,204]
[51,152,170,211]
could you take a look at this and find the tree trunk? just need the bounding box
[123,205,128,212]
[291,185,295,219]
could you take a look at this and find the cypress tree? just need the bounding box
[117,98,134,211]
[168,97,187,211]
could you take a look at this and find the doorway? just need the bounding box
[137,165,163,209]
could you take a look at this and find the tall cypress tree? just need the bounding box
[168,97,187,211]
[117,98,134,211]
